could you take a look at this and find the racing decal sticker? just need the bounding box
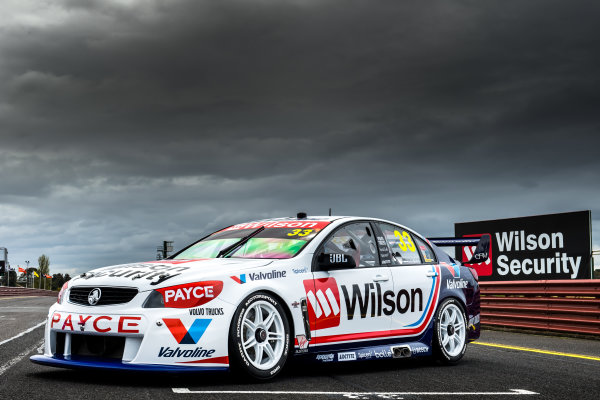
[315,353,335,362]
[295,334,309,353]
[303,278,341,330]
[341,283,423,319]
[158,346,216,358]
[440,261,461,278]
[311,265,442,345]
[188,307,224,316]
[156,281,223,308]
[50,313,144,334]
[337,351,356,361]
[446,279,469,289]
[231,270,286,284]
[163,318,211,344]
[410,344,429,354]
[83,262,199,281]
[178,356,229,364]
[462,233,493,276]
[224,221,331,231]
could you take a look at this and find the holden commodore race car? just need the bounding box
[31,215,484,379]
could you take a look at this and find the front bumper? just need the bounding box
[30,354,227,372]
[34,294,235,371]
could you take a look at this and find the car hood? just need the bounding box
[67,258,274,291]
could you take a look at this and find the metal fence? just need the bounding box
[0,286,56,298]
[479,280,600,335]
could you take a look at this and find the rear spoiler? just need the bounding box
[427,235,490,265]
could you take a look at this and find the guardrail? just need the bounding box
[0,286,56,298]
[479,280,600,336]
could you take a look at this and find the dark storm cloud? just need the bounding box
[1,0,599,273]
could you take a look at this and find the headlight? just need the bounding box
[143,290,165,308]
[57,281,69,304]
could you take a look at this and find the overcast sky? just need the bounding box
[1,0,599,276]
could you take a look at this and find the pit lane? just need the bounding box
[1,296,599,400]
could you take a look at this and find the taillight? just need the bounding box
[468,267,479,282]
[57,281,69,304]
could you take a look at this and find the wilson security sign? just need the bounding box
[455,211,592,281]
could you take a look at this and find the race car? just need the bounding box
[31,215,482,379]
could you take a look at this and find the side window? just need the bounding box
[322,222,378,267]
[377,223,422,265]
[415,236,436,263]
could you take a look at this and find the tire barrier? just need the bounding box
[0,286,56,297]
[479,280,600,335]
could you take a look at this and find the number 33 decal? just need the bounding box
[394,230,416,252]
[287,229,313,237]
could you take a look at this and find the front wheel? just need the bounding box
[433,298,467,364]
[229,292,290,380]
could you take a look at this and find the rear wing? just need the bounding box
[428,236,490,265]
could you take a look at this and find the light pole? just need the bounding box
[25,260,29,288]
[0,247,7,287]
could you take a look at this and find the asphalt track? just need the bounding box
[1,296,599,400]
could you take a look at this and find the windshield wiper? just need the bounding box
[216,226,265,258]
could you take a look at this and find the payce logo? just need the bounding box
[156,281,223,308]
[163,318,211,344]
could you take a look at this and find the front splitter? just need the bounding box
[30,355,228,373]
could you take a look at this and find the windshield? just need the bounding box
[174,220,331,259]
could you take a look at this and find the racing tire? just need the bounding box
[229,292,291,380]
[433,298,468,364]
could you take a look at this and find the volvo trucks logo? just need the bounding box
[88,288,102,305]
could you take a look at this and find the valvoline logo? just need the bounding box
[163,318,211,344]
[303,278,341,330]
[231,274,246,284]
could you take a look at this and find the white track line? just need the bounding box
[172,388,538,396]
[0,339,44,377]
[0,321,46,347]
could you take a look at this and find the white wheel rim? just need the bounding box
[241,300,285,370]
[439,303,466,357]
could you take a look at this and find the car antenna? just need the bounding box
[329,208,332,216]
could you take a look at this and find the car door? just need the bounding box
[305,222,394,348]
[374,222,441,338]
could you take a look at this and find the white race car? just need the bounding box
[31,215,482,379]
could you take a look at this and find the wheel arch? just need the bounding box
[226,289,296,354]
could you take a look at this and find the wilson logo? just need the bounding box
[163,318,211,344]
[303,278,341,330]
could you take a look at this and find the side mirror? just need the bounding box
[317,253,356,270]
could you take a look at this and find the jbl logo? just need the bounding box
[329,254,347,263]
[303,278,341,330]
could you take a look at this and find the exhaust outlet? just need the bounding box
[391,346,411,358]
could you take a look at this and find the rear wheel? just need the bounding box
[433,298,467,364]
[229,292,290,380]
